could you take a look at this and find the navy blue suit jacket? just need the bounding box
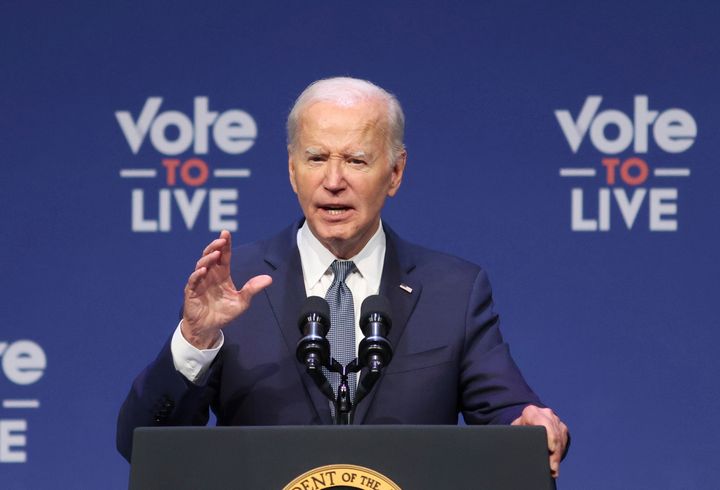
[117,222,541,461]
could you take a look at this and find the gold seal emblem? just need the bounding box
[283,463,402,490]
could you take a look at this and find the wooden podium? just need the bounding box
[129,425,555,490]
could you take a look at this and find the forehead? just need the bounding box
[296,100,388,149]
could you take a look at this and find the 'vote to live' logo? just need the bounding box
[1,340,46,463]
[115,97,257,232]
[555,95,695,232]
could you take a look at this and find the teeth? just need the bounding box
[327,209,345,215]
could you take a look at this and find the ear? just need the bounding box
[288,147,299,194]
[387,150,407,197]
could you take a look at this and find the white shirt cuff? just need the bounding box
[170,320,224,384]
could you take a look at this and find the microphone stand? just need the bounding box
[298,345,375,424]
[328,359,362,425]
[300,356,370,425]
[327,357,387,425]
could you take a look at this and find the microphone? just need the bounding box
[358,295,393,373]
[296,296,331,374]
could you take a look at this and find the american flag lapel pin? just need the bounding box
[399,283,413,294]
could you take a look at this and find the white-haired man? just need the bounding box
[117,77,569,476]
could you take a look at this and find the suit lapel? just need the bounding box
[353,225,422,424]
[263,222,333,424]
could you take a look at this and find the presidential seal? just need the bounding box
[283,463,402,490]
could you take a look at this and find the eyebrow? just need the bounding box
[304,147,370,159]
[304,147,324,156]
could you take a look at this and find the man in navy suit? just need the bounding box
[117,77,569,476]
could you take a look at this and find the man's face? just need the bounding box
[288,100,406,259]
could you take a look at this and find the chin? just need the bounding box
[316,228,360,255]
[314,220,352,237]
[318,229,353,246]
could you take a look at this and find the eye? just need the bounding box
[348,158,367,166]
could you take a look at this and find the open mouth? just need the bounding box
[320,205,351,216]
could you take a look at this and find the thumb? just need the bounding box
[238,274,273,302]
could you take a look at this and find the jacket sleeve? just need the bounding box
[459,268,544,425]
[115,338,220,462]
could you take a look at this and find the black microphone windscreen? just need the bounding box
[298,296,330,326]
[360,295,392,327]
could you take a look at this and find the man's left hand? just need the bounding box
[511,405,569,478]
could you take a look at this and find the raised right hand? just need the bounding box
[181,230,272,349]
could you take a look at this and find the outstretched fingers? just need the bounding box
[187,231,234,295]
[195,250,221,270]
[201,230,232,264]
[219,230,232,266]
[185,266,208,295]
[202,229,231,254]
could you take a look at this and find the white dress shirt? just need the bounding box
[171,221,386,383]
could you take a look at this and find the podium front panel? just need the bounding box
[129,425,555,490]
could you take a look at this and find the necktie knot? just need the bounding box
[330,260,355,284]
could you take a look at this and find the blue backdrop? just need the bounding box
[2,1,719,488]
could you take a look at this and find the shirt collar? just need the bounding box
[297,220,386,292]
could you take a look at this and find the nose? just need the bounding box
[323,158,347,192]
